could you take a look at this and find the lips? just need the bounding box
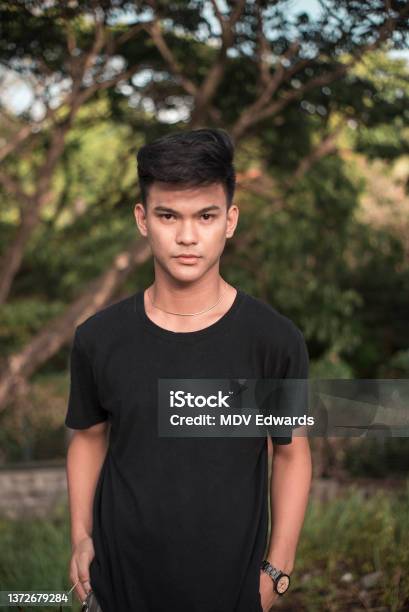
[175,255,200,263]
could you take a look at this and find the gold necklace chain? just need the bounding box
[147,283,227,316]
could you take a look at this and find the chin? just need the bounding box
[170,264,205,282]
[171,271,202,283]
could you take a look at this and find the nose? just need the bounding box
[176,219,198,244]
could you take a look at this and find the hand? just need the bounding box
[259,569,280,611]
[69,535,95,603]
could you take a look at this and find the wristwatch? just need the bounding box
[260,559,291,595]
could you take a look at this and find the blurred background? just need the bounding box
[0,1,408,610]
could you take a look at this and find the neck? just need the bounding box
[147,277,227,316]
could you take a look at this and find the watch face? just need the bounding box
[276,575,290,594]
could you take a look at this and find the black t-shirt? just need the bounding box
[65,287,309,612]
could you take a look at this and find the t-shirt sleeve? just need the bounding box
[64,328,108,429]
[269,327,310,445]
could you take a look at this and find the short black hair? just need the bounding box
[136,128,236,209]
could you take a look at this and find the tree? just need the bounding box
[0,0,408,410]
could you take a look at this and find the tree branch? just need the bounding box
[232,2,409,142]
[0,238,152,411]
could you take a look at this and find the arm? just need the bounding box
[267,325,312,571]
[267,435,312,572]
[66,421,110,603]
[259,436,312,610]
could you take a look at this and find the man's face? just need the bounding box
[134,181,239,283]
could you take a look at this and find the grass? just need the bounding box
[0,482,408,611]
[0,501,77,612]
[281,479,409,611]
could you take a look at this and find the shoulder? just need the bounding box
[240,291,309,378]
[240,290,304,347]
[75,292,137,347]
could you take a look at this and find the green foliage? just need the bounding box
[351,52,409,159]
[0,6,409,477]
[0,299,66,352]
[229,152,365,356]
[0,372,69,463]
[6,106,140,301]
[309,351,354,379]
[295,483,409,609]
[379,349,409,378]
[0,501,78,611]
[343,438,409,478]
[1,483,408,611]
[344,223,409,377]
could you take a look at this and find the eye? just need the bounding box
[158,213,175,220]
[201,213,215,221]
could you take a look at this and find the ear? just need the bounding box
[226,203,239,239]
[134,202,148,237]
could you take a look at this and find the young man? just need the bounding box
[65,128,312,612]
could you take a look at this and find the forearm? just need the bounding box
[266,438,312,573]
[66,426,109,549]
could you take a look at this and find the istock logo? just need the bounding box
[170,390,233,408]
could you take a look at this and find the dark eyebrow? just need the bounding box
[153,204,221,214]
